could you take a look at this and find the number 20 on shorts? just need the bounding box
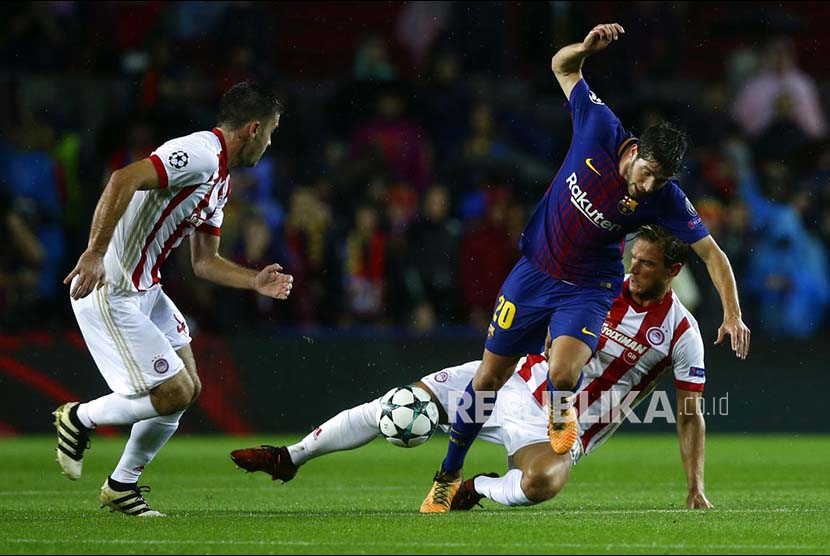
[492,295,516,329]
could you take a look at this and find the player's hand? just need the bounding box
[581,23,625,54]
[715,315,750,360]
[686,490,714,509]
[254,263,293,300]
[64,250,106,300]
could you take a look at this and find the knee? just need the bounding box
[474,371,507,392]
[521,469,564,503]
[189,376,202,406]
[473,362,515,391]
[162,387,192,415]
[549,374,578,392]
[548,361,583,391]
[152,375,194,415]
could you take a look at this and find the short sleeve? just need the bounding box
[196,181,230,237]
[567,79,624,138]
[654,183,710,245]
[672,321,706,392]
[149,136,218,190]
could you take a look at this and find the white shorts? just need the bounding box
[70,281,191,396]
[421,361,584,465]
[420,361,551,457]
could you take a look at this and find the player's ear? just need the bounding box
[246,120,261,138]
[667,262,682,279]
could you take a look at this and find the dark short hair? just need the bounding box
[217,82,283,130]
[637,121,688,178]
[635,225,690,267]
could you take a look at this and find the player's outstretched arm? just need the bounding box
[189,232,293,299]
[690,236,751,359]
[676,389,713,509]
[64,158,160,300]
[551,23,625,101]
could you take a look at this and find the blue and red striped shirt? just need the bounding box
[520,79,708,295]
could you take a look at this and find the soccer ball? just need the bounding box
[378,385,440,448]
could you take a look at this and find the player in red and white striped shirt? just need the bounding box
[231,225,713,510]
[54,82,294,517]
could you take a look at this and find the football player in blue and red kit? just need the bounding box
[420,23,750,513]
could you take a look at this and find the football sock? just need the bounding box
[287,399,382,466]
[110,410,184,484]
[474,469,533,507]
[441,381,496,474]
[107,476,137,491]
[78,393,159,428]
[547,371,584,406]
[67,404,91,432]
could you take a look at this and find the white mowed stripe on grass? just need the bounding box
[6,538,824,551]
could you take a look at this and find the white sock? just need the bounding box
[474,469,534,507]
[77,393,159,428]
[287,399,381,466]
[110,411,184,484]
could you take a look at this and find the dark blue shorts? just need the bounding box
[484,257,616,357]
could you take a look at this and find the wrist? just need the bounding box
[554,44,588,72]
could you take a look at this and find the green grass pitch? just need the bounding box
[1,434,828,554]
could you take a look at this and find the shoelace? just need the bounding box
[432,481,452,506]
[551,419,568,431]
[119,485,151,502]
[130,486,153,509]
[550,404,574,431]
[109,484,155,514]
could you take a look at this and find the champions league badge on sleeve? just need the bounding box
[168,151,189,169]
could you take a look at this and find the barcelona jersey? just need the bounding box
[519,79,709,296]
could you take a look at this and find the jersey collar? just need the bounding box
[211,128,229,181]
[621,277,673,313]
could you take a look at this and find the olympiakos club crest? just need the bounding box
[617,196,638,216]
[153,357,170,374]
[646,327,666,346]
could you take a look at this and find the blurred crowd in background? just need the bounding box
[1,1,829,341]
